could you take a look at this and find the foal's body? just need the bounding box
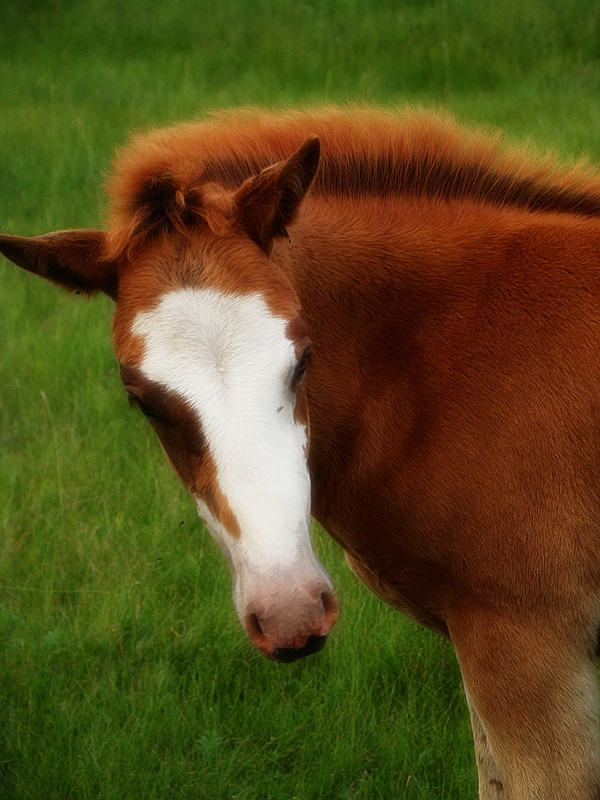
[291,199,600,796]
[3,108,600,797]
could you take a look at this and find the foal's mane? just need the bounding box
[106,107,600,258]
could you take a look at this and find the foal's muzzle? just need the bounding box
[243,580,339,660]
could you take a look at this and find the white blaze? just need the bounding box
[131,288,314,575]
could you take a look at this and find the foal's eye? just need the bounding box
[127,392,161,422]
[292,346,311,387]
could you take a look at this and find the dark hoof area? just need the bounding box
[271,635,328,663]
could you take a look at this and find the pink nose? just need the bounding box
[244,585,339,661]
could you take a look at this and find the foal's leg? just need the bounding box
[449,611,600,800]
[465,691,506,799]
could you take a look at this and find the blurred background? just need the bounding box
[1,2,600,798]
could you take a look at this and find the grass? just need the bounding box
[1,0,600,797]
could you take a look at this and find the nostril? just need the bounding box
[245,612,273,652]
[248,613,263,636]
[321,589,339,617]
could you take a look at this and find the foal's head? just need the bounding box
[0,136,338,661]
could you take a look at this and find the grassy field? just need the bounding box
[2,1,600,798]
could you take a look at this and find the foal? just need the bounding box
[3,107,600,798]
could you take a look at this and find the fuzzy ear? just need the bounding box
[234,135,320,252]
[0,229,118,299]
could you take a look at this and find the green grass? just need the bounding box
[2,0,600,797]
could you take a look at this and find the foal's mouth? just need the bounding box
[269,634,329,662]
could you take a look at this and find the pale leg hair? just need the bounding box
[450,610,600,800]
[466,691,506,799]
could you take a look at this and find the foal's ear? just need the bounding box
[234,135,320,253]
[0,229,118,299]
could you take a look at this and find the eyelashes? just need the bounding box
[291,345,311,390]
[127,391,163,423]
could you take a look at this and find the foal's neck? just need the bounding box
[274,193,504,538]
